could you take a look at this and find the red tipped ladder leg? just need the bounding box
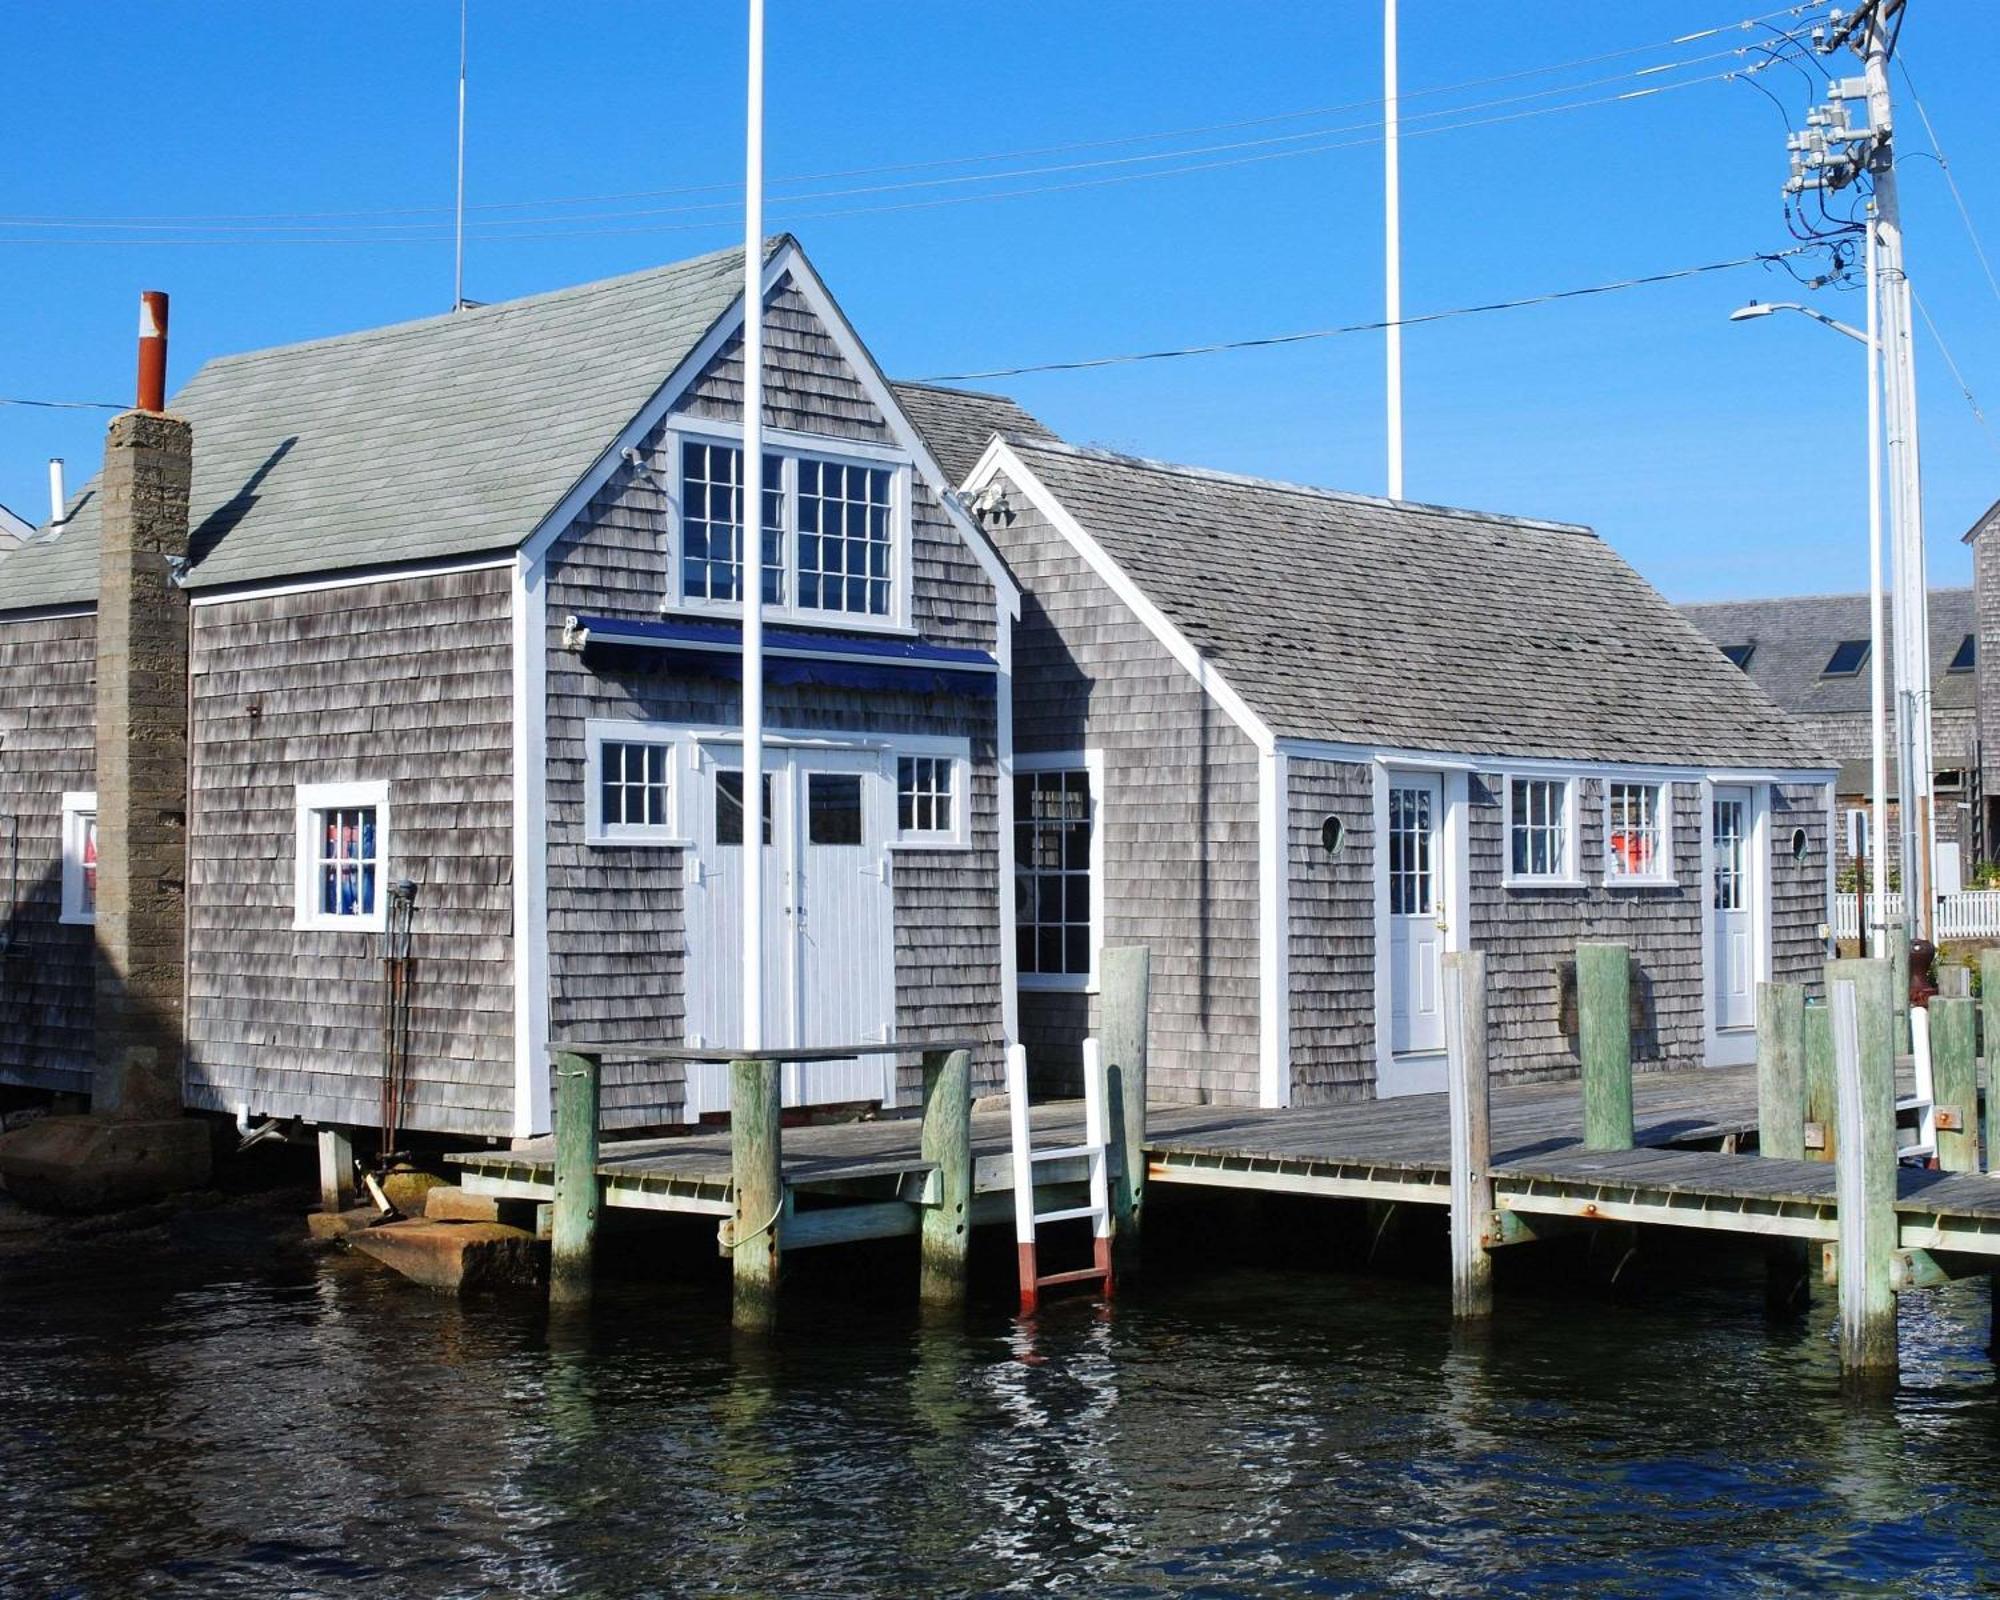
[1007,1038,1115,1315]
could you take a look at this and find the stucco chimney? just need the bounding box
[93,290,191,1119]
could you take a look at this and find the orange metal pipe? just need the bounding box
[137,290,169,412]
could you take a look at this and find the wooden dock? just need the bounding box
[448,1063,2000,1261]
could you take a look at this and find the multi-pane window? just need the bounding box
[598,740,670,835]
[1388,785,1434,916]
[797,459,893,616]
[295,781,390,931]
[316,808,378,919]
[681,440,784,605]
[1607,781,1669,882]
[1713,796,1747,911]
[897,756,955,839]
[60,791,97,926]
[1508,777,1571,882]
[1015,767,1094,982]
[677,437,903,623]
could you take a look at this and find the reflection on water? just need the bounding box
[3,1227,2000,1597]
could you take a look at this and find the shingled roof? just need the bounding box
[998,438,1827,769]
[888,382,1055,487]
[0,241,761,612]
[1678,587,1976,719]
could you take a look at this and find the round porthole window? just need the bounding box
[1791,826,1809,863]
[1321,815,1346,855]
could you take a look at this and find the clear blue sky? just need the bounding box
[2,2,1994,600]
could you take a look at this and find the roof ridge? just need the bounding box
[193,238,764,375]
[1678,584,1974,610]
[1008,435,1594,536]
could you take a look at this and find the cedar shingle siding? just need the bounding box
[184,568,515,1134]
[542,278,1004,1124]
[983,474,1262,1102]
[0,611,97,1095]
[1287,758,1375,1102]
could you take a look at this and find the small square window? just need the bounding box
[588,730,677,844]
[807,773,864,845]
[295,780,390,932]
[716,770,773,847]
[1824,640,1869,677]
[60,791,97,926]
[897,756,955,838]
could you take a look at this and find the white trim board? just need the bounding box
[1276,737,1837,787]
[511,553,553,1138]
[1258,748,1291,1107]
[185,555,515,607]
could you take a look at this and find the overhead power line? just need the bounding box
[0,396,122,411]
[916,250,1811,382]
[1897,60,2000,307]
[1911,287,2000,457]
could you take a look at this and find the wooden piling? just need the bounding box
[1755,983,1809,1316]
[1577,942,1634,1151]
[1756,982,1807,1161]
[730,1058,784,1333]
[917,1047,972,1307]
[1443,950,1493,1321]
[1803,1001,1837,1163]
[1100,946,1151,1276]
[1827,961,1897,1382]
[317,1126,355,1212]
[549,1049,601,1306]
[1930,997,1978,1174]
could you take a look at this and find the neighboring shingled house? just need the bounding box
[0,236,1019,1141]
[961,435,1836,1102]
[1679,588,1977,883]
[0,500,29,553]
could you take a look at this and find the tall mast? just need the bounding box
[740,0,767,1052]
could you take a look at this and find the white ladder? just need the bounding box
[1005,1039,1114,1314]
[1899,1004,1938,1161]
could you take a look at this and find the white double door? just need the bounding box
[683,741,896,1118]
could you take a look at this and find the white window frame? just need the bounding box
[1604,777,1675,887]
[583,719,686,846]
[887,735,974,852]
[294,779,391,933]
[664,422,915,635]
[60,790,97,926]
[1502,774,1581,888]
[1014,749,1104,993]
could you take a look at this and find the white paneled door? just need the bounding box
[1711,786,1755,1033]
[683,742,896,1118]
[1388,774,1446,1056]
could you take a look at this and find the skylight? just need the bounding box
[1719,643,1754,670]
[1949,633,1975,673]
[1824,640,1869,677]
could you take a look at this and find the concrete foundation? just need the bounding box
[0,1115,211,1214]
[347,1220,546,1294]
[423,1186,501,1223]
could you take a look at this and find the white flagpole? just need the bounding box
[740,0,766,1054]
[1383,0,1404,500]
[454,0,468,311]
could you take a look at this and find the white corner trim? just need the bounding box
[995,605,1020,1047]
[59,790,97,926]
[968,441,1277,757]
[1258,748,1291,1107]
[778,247,1022,616]
[292,778,392,934]
[512,554,553,1138]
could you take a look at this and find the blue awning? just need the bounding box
[564,613,998,699]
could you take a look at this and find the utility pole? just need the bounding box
[1791,0,1932,943]
[1383,0,1404,500]
[741,0,767,1055]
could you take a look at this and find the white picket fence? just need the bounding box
[1834,890,2000,941]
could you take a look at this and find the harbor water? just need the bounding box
[3,1198,1999,1597]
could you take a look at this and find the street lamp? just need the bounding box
[1731,277,1891,957]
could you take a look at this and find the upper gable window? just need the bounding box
[1823,640,1869,677]
[672,431,910,630]
[1949,633,1975,673]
